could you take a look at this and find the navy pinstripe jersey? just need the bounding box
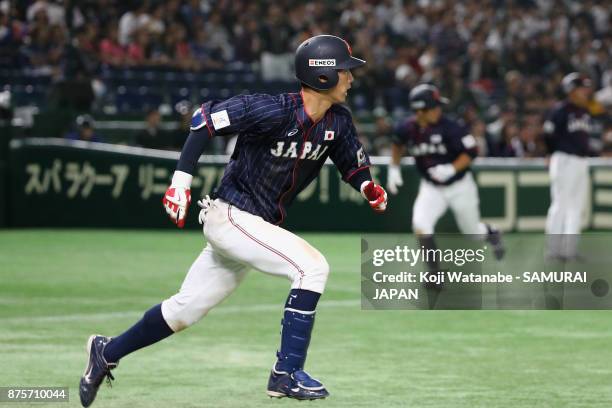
[194,92,370,224]
[393,115,477,186]
[543,101,593,157]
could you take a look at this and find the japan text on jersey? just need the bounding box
[393,116,477,186]
[543,101,593,157]
[191,92,370,224]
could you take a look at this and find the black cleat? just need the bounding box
[79,335,117,407]
[267,368,329,400]
[486,227,505,260]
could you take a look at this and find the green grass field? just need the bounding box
[2,230,612,407]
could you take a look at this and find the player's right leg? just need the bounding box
[446,173,504,260]
[204,199,330,399]
[558,155,589,258]
[79,244,247,407]
[412,180,448,285]
[545,152,572,259]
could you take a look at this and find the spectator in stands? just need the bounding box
[471,119,493,157]
[390,3,428,43]
[518,114,547,158]
[233,17,261,65]
[147,3,166,39]
[190,28,223,70]
[371,107,393,156]
[602,121,612,157]
[99,23,126,67]
[259,5,293,80]
[503,71,526,114]
[0,9,11,45]
[168,23,197,71]
[72,25,99,74]
[179,0,207,37]
[2,0,609,152]
[135,108,172,150]
[202,10,232,62]
[65,114,104,142]
[26,0,64,26]
[118,1,150,46]
[496,121,523,157]
[126,28,149,66]
[22,10,58,76]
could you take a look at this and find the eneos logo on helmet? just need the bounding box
[308,59,336,67]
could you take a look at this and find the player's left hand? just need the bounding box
[427,164,456,183]
[162,170,193,228]
[360,181,387,213]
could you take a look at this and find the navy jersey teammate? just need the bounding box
[78,35,387,406]
[387,84,503,282]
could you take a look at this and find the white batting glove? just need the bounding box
[197,195,213,225]
[427,164,456,183]
[386,164,403,195]
[162,170,193,228]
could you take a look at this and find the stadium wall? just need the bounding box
[0,124,9,227]
[7,138,612,232]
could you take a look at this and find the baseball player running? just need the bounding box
[544,72,593,260]
[78,35,387,406]
[387,84,504,282]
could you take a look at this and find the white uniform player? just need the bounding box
[78,35,388,407]
[544,72,594,260]
[387,84,504,286]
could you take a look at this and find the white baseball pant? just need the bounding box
[161,199,330,332]
[412,172,488,236]
[545,151,589,257]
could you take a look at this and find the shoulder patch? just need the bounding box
[211,109,231,130]
[356,147,366,166]
[190,108,207,131]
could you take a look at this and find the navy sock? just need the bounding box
[284,288,320,311]
[103,304,174,364]
[275,289,321,373]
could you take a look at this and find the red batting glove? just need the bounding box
[162,171,193,228]
[361,181,387,213]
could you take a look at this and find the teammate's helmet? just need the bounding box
[295,35,365,91]
[76,114,95,128]
[561,72,592,95]
[409,84,449,111]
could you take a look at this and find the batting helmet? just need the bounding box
[295,35,365,91]
[76,114,95,128]
[561,72,592,95]
[409,84,449,111]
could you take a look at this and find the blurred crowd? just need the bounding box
[0,0,611,156]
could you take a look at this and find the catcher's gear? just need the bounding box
[386,164,404,195]
[163,170,193,228]
[409,83,449,111]
[294,35,365,91]
[361,181,387,213]
[427,164,456,183]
